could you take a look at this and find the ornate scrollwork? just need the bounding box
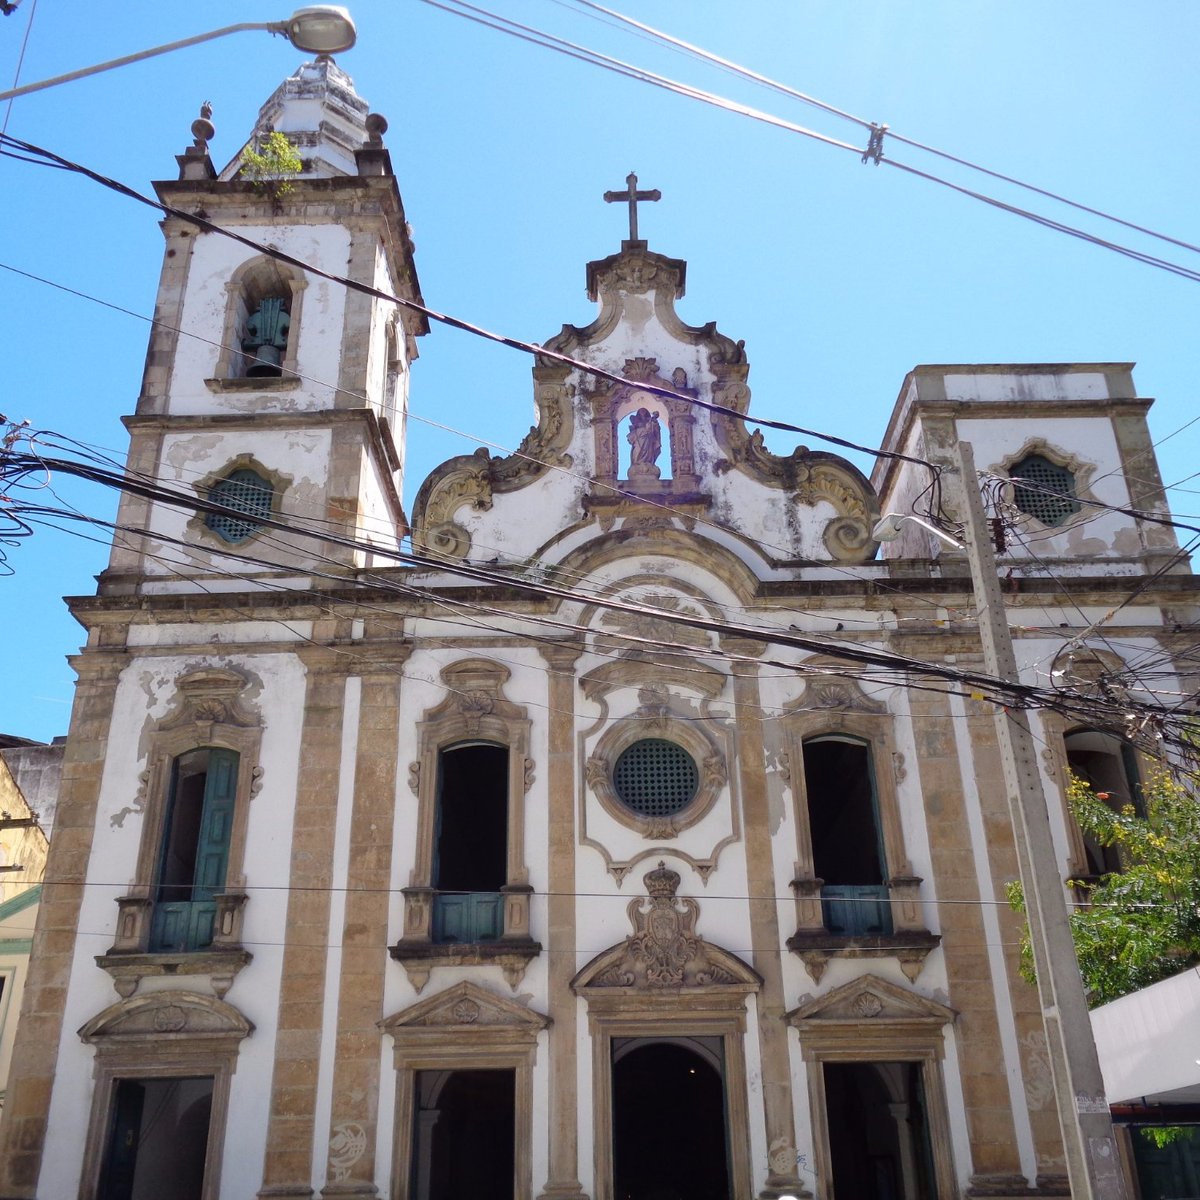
[580,862,755,991]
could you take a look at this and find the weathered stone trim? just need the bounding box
[258,647,352,1196]
[0,652,126,1198]
[381,982,549,1200]
[786,974,958,1200]
[320,652,409,1196]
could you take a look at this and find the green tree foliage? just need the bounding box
[1007,768,1200,1007]
[239,132,303,198]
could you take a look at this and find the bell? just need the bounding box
[245,344,283,377]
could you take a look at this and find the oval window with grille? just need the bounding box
[612,738,699,817]
[205,468,273,543]
[1009,454,1080,527]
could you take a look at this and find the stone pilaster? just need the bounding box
[727,644,809,1200]
[258,644,354,1200]
[906,684,1030,1191]
[320,646,410,1198]
[0,650,127,1199]
[536,642,589,1200]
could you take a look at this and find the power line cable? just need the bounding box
[556,0,1200,258]
[418,0,1200,286]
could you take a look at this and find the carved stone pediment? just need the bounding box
[572,863,760,994]
[79,990,253,1045]
[158,667,259,735]
[786,974,955,1031]
[580,658,726,704]
[381,981,549,1036]
[786,667,888,717]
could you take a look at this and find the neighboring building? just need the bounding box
[1091,968,1200,1200]
[0,59,1196,1200]
[0,741,54,1111]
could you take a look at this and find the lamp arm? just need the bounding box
[0,22,279,103]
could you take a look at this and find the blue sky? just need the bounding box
[1,1,1197,743]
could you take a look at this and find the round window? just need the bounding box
[612,738,699,817]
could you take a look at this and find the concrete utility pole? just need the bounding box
[956,441,1128,1200]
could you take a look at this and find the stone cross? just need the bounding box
[603,172,661,243]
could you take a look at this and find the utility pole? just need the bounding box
[956,441,1127,1199]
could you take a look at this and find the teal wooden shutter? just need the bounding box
[194,748,237,899]
[151,748,238,952]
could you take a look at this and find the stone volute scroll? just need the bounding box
[572,862,760,993]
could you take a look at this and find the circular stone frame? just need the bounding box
[586,718,727,839]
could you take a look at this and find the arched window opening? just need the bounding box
[215,257,305,381]
[1065,729,1142,877]
[432,743,509,943]
[1010,454,1080,527]
[803,736,891,936]
[205,468,273,544]
[150,748,238,953]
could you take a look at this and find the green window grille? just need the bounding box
[1010,454,1080,527]
[205,469,273,543]
[613,738,698,817]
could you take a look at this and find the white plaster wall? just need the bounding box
[943,372,1112,403]
[957,416,1137,560]
[37,650,308,1200]
[143,426,332,576]
[169,226,352,413]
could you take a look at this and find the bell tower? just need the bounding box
[101,58,426,595]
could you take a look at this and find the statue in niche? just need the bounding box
[626,407,663,480]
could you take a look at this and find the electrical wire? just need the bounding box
[554,0,1200,258]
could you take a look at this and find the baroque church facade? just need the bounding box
[0,60,1194,1200]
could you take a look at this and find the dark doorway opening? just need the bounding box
[98,1076,214,1200]
[411,1068,515,1200]
[433,743,509,941]
[824,1061,936,1200]
[612,1039,731,1200]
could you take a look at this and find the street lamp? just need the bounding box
[0,7,356,103]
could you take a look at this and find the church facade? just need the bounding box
[0,60,1193,1200]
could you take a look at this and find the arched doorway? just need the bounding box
[611,1039,731,1200]
[411,1068,516,1200]
[824,1061,936,1200]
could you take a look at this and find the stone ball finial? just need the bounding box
[365,112,388,145]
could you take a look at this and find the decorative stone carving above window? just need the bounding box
[786,975,960,1200]
[573,861,760,992]
[578,648,740,884]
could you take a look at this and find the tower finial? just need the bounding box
[603,171,661,248]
